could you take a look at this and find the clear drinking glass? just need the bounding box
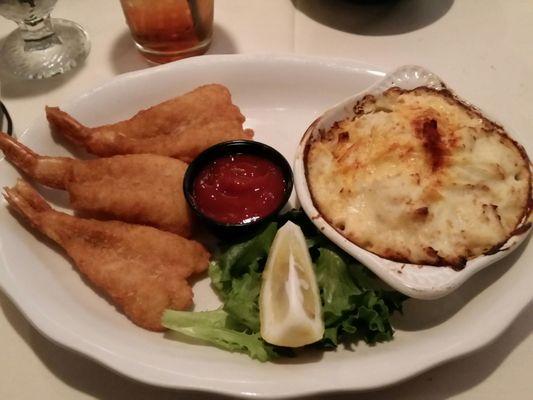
[0,0,91,79]
[119,0,213,64]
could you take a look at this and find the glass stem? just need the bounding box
[18,14,61,51]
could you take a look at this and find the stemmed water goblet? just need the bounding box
[0,0,90,79]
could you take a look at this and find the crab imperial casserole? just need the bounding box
[305,87,531,269]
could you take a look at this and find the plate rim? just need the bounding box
[0,53,531,399]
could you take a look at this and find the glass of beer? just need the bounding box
[119,0,214,64]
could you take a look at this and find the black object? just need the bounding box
[0,101,13,136]
[183,140,294,237]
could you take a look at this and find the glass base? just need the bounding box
[0,18,90,79]
[135,37,212,64]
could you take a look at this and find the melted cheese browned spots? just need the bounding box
[306,87,531,267]
[415,119,446,171]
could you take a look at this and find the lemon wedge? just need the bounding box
[259,221,324,347]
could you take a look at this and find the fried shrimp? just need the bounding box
[3,180,210,331]
[0,132,193,236]
[46,84,254,162]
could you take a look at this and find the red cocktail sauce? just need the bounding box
[193,154,287,224]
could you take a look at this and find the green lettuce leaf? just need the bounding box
[208,222,277,331]
[223,271,262,331]
[162,309,275,362]
[209,222,277,297]
[315,248,362,326]
[314,247,407,347]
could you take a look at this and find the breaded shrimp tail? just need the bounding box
[0,131,72,189]
[4,179,210,331]
[4,179,52,226]
[46,84,254,162]
[45,106,91,145]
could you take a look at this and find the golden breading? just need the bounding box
[4,180,210,331]
[0,132,193,236]
[306,87,531,268]
[46,84,253,163]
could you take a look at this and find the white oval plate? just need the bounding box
[0,55,531,399]
[294,65,532,300]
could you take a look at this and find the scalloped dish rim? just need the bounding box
[294,65,532,300]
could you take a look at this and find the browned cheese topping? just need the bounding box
[305,87,531,268]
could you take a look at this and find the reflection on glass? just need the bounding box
[0,0,90,79]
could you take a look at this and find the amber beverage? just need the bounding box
[119,0,213,63]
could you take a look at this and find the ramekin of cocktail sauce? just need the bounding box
[183,140,293,236]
